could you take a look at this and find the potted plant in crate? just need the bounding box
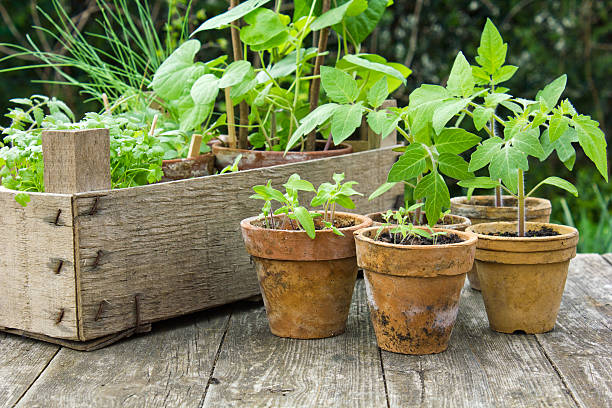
[240,173,371,338]
[462,75,608,333]
[182,0,409,170]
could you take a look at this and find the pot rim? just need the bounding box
[364,210,471,228]
[162,152,214,164]
[241,211,372,237]
[354,226,478,250]
[450,195,551,211]
[211,139,353,155]
[466,221,578,242]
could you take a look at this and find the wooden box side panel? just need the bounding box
[0,189,78,339]
[74,147,401,340]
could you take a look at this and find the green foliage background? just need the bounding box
[1,0,610,251]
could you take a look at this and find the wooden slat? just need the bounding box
[201,279,387,407]
[534,255,612,408]
[382,280,578,407]
[15,307,231,407]
[0,189,78,339]
[73,147,400,340]
[0,333,59,407]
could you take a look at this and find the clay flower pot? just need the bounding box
[467,222,578,334]
[240,212,372,339]
[354,226,477,354]
[161,153,215,182]
[365,211,471,230]
[212,140,353,171]
[450,195,552,290]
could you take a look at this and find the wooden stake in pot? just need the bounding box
[229,0,249,149]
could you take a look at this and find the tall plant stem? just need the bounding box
[489,115,504,207]
[229,0,249,149]
[517,169,525,237]
[225,88,237,148]
[306,0,331,151]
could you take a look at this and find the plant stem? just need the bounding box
[517,169,525,237]
[225,88,237,148]
[306,0,331,151]
[414,174,423,225]
[495,183,503,207]
[229,0,249,149]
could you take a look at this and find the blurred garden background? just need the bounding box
[0,0,609,252]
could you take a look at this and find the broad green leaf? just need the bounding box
[334,195,356,209]
[334,0,389,46]
[414,170,450,227]
[438,153,473,180]
[220,61,252,88]
[286,103,338,151]
[432,98,470,134]
[190,74,219,105]
[331,103,363,144]
[346,0,369,16]
[476,18,507,75]
[342,55,407,84]
[367,110,398,139]
[253,184,287,203]
[484,92,512,108]
[500,100,523,115]
[367,77,389,108]
[492,65,518,85]
[511,128,545,159]
[151,40,202,100]
[387,144,429,182]
[407,84,451,141]
[549,113,570,142]
[489,145,528,193]
[15,193,30,207]
[530,111,548,129]
[320,66,359,103]
[310,0,353,30]
[284,178,315,192]
[458,177,501,189]
[240,8,287,46]
[255,48,317,83]
[446,52,475,98]
[368,182,398,200]
[434,128,481,154]
[536,74,567,112]
[294,206,316,239]
[533,177,578,197]
[472,106,494,131]
[192,0,272,33]
[176,97,213,132]
[471,65,490,85]
[570,114,608,181]
[541,127,577,168]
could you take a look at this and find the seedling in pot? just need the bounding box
[250,172,362,238]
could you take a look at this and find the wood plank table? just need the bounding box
[1,254,610,408]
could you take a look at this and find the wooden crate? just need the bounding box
[0,129,401,350]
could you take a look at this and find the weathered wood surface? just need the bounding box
[72,147,400,340]
[0,189,78,339]
[1,253,609,408]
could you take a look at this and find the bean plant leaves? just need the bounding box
[320,66,358,103]
[336,0,389,46]
[387,144,429,182]
[151,40,202,100]
[331,103,363,144]
[446,52,474,97]
[476,18,507,75]
[190,74,219,105]
[414,170,450,227]
[219,61,253,88]
[286,103,338,151]
[240,8,288,47]
[192,0,272,33]
[310,0,354,31]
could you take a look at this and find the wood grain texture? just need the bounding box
[382,281,578,408]
[0,189,78,339]
[42,129,111,194]
[0,332,59,407]
[15,307,231,408]
[201,279,387,407]
[73,147,400,340]
[535,255,612,408]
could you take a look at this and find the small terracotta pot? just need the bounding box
[161,153,215,182]
[354,226,477,354]
[365,210,471,230]
[467,222,578,334]
[212,140,353,171]
[450,195,552,291]
[240,212,372,339]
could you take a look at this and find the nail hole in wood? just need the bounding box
[55,308,64,325]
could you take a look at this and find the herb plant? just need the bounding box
[250,172,362,238]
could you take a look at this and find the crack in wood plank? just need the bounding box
[10,346,61,408]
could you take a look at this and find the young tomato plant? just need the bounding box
[250,172,362,238]
[374,206,447,245]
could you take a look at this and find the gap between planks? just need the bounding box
[11,347,62,408]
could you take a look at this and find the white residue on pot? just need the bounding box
[432,304,460,330]
[364,275,378,311]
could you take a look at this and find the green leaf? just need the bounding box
[367,77,389,108]
[484,92,512,108]
[472,106,494,131]
[284,177,315,192]
[311,0,353,30]
[294,206,316,239]
[336,0,389,46]
[536,74,567,112]
[368,182,398,200]
[489,145,528,193]
[500,100,523,115]
[541,127,578,169]
[476,18,507,75]
[534,177,578,197]
[192,0,272,33]
[387,143,429,182]
[471,65,490,84]
[190,74,219,105]
[458,177,501,189]
[334,195,356,209]
[286,103,339,151]
[14,193,30,207]
[434,128,481,154]
[320,66,359,104]
[446,52,475,97]
[511,128,545,159]
[342,55,407,84]
[492,65,518,84]
[9,98,33,106]
[220,61,252,88]
[240,8,287,47]
[331,103,363,145]
[549,113,570,142]
[432,98,470,134]
[414,170,450,227]
[151,40,202,100]
[438,153,473,180]
[367,110,398,139]
[570,114,608,181]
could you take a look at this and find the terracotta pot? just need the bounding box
[161,153,215,182]
[365,210,471,230]
[450,195,552,291]
[354,226,477,354]
[240,212,372,339]
[212,140,353,171]
[467,222,578,334]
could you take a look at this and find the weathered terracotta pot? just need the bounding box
[354,226,477,354]
[450,195,552,290]
[161,153,215,182]
[467,222,578,334]
[240,212,372,339]
[212,140,353,171]
[365,210,471,230]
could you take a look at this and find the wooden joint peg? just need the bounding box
[42,128,111,194]
[187,134,203,159]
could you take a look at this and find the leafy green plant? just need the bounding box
[374,205,447,245]
[250,172,362,238]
